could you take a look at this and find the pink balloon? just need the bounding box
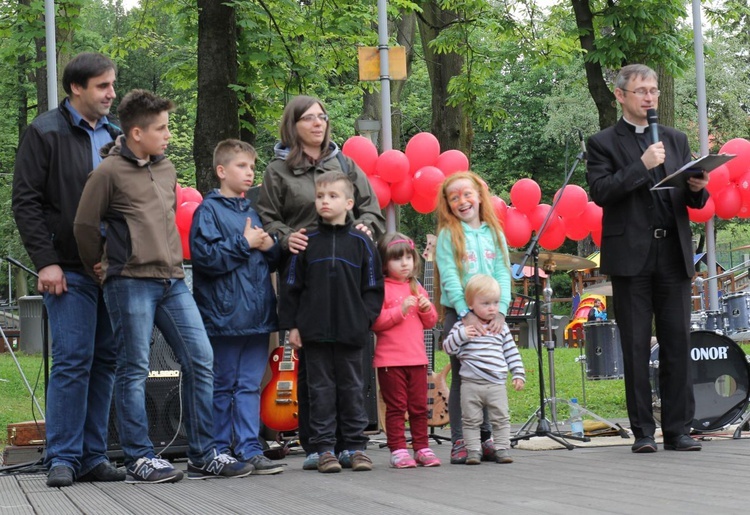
[719,138,750,181]
[688,197,715,223]
[504,207,532,248]
[375,149,410,183]
[563,217,591,241]
[368,176,391,209]
[706,164,730,195]
[390,176,414,205]
[405,132,441,175]
[528,203,552,232]
[412,166,446,200]
[580,201,603,232]
[175,183,184,207]
[714,184,742,219]
[510,178,541,214]
[553,185,588,218]
[410,191,439,214]
[436,149,470,177]
[490,196,507,224]
[176,201,200,234]
[182,187,203,204]
[342,136,379,176]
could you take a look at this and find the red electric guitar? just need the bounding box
[260,333,299,432]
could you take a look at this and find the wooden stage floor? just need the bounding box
[1,427,749,515]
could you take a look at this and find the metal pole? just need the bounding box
[692,0,718,310]
[377,0,396,232]
[45,0,58,109]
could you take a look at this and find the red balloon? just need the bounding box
[510,178,541,214]
[412,166,446,200]
[553,185,588,218]
[368,176,391,209]
[539,216,567,250]
[736,170,750,205]
[719,138,750,181]
[688,197,715,223]
[504,207,532,248]
[375,149,410,184]
[175,183,184,207]
[436,149,470,177]
[176,201,200,234]
[390,176,414,205]
[491,196,507,224]
[180,229,191,260]
[714,184,742,219]
[182,187,203,204]
[528,203,552,232]
[591,229,602,247]
[342,136,379,176]
[580,201,603,232]
[563,217,591,241]
[410,191,439,214]
[706,164,730,195]
[405,132,440,175]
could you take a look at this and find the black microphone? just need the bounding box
[578,129,587,161]
[647,108,659,145]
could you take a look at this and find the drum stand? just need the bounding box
[732,409,750,439]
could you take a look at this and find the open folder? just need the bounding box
[651,154,735,190]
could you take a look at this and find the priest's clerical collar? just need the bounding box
[622,116,648,134]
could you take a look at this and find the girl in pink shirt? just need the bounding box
[372,233,440,468]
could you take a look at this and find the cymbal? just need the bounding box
[584,281,613,296]
[508,251,597,272]
[730,244,750,251]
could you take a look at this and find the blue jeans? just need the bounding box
[211,334,268,459]
[43,271,117,476]
[103,277,215,466]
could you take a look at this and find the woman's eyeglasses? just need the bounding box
[298,113,329,123]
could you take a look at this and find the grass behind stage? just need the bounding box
[1,348,626,446]
[434,347,629,426]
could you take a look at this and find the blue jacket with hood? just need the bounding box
[190,190,281,337]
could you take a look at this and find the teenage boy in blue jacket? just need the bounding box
[190,139,283,475]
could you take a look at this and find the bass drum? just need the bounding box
[650,331,750,433]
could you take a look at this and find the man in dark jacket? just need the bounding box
[12,52,123,487]
[586,64,709,454]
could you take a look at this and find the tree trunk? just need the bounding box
[194,0,238,195]
[571,0,617,130]
[657,66,674,128]
[417,2,471,153]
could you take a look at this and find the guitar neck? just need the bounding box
[423,259,435,370]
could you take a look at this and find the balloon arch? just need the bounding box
[172,134,750,257]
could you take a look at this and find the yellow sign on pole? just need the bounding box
[357,47,407,81]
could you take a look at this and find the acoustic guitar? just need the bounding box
[422,235,451,427]
[260,333,299,432]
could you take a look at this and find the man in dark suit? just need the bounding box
[586,64,709,453]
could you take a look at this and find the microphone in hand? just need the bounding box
[646,108,659,145]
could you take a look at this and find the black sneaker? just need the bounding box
[247,454,284,475]
[46,465,74,488]
[188,452,254,479]
[126,457,184,484]
[78,461,126,482]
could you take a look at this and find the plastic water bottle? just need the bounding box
[569,398,584,437]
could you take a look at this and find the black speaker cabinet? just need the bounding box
[107,327,189,461]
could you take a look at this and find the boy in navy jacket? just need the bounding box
[280,171,384,473]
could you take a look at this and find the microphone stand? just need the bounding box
[510,136,628,448]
